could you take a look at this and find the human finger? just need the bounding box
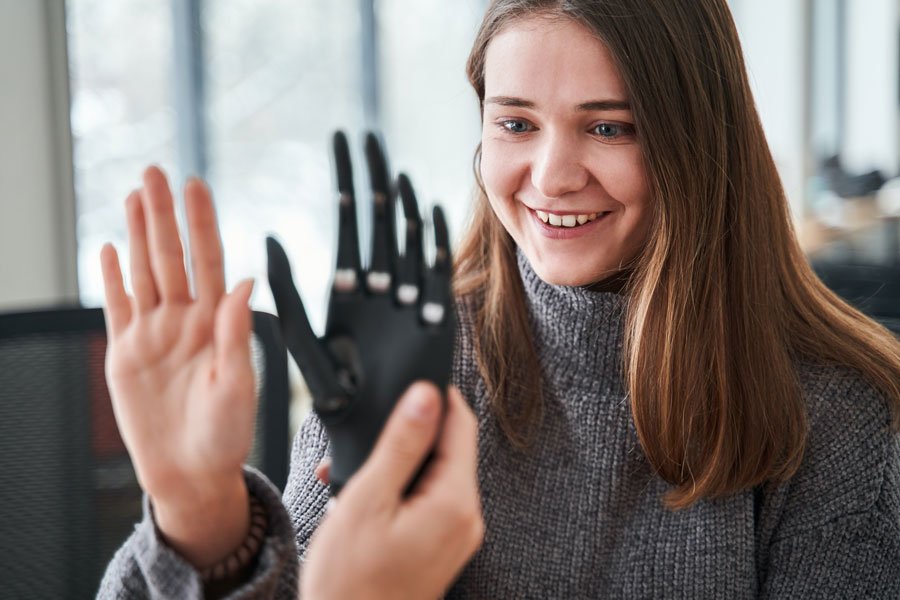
[406,385,478,496]
[141,166,191,304]
[363,132,397,295]
[100,243,132,337]
[397,385,483,556]
[184,177,226,304]
[345,381,443,508]
[126,189,159,313]
[213,278,255,390]
[315,458,331,485]
[332,131,362,294]
[395,173,423,306]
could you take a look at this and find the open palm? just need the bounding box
[100,167,256,509]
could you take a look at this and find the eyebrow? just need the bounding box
[484,96,631,111]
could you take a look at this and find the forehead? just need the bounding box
[483,15,629,105]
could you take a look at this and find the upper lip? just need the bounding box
[527,206,610,215]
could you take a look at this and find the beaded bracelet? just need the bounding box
[200,494,268,582]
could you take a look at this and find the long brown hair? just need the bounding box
[455,0,900,509]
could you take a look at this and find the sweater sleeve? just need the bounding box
[96,409,333,599]
[96,466,300,599]
[281,407,331,564]
[759,366,900,598]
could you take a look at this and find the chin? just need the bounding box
[528,254,604,287]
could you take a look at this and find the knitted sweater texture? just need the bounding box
[99,251,900,598]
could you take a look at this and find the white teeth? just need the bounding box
[536,209,605,228]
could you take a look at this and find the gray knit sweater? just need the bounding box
[99,251,900,598]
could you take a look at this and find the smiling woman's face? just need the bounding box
[480,16,653,286]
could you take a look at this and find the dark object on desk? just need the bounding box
[812,262,900,334]
[821,154,889,199]
[0,308,290,600]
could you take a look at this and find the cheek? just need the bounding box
[481,140,510,197]
[593,151,654,255]
[479,137,517,202]
[620,169,654,256]
[623,158,653,234]
[594,150,651,210]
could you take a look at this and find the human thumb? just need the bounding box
[348,381,443,504]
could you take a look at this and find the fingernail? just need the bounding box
[403,385,436,422]
[325,498,336,513]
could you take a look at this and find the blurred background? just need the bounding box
[1,0,899,320]
[0,2,897,596]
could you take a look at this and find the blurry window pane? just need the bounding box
[67,0,482,332]
[204,0,364,332]
[377,0,483,243]
[67,0,178,308]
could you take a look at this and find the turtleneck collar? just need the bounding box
[516,247,628,384]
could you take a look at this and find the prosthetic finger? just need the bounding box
[266,236,349,415]
[421,205,452,327]
[332,131,362,294]
[395,173,424,306]
[363,132,397,295]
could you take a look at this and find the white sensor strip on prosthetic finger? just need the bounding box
[334,269,358,292]
[397,284,419,305]
[422,302,444,325]
[367,272,391,293]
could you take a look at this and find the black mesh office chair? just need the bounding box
[0,307,290,599]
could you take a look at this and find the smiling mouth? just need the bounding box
[534,209,612,228]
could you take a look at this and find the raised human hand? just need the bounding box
[100,166,256,567]
[267,131,455,495]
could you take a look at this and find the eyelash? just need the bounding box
[496,118,635,141]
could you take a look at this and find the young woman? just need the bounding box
[100,0,900,597]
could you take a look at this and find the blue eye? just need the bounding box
[501,119,532,134]
[593,123,621,138]
[590,122,636,141]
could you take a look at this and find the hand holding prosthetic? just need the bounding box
[266,132,455,495]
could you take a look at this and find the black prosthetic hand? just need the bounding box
[266,131,455,496]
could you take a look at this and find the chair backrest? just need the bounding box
[0,307,289,599]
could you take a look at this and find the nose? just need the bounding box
[530,132,589,200]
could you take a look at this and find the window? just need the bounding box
[67,0,483,333]
[67,0,178,309]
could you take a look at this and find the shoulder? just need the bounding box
[770,363,899,539]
